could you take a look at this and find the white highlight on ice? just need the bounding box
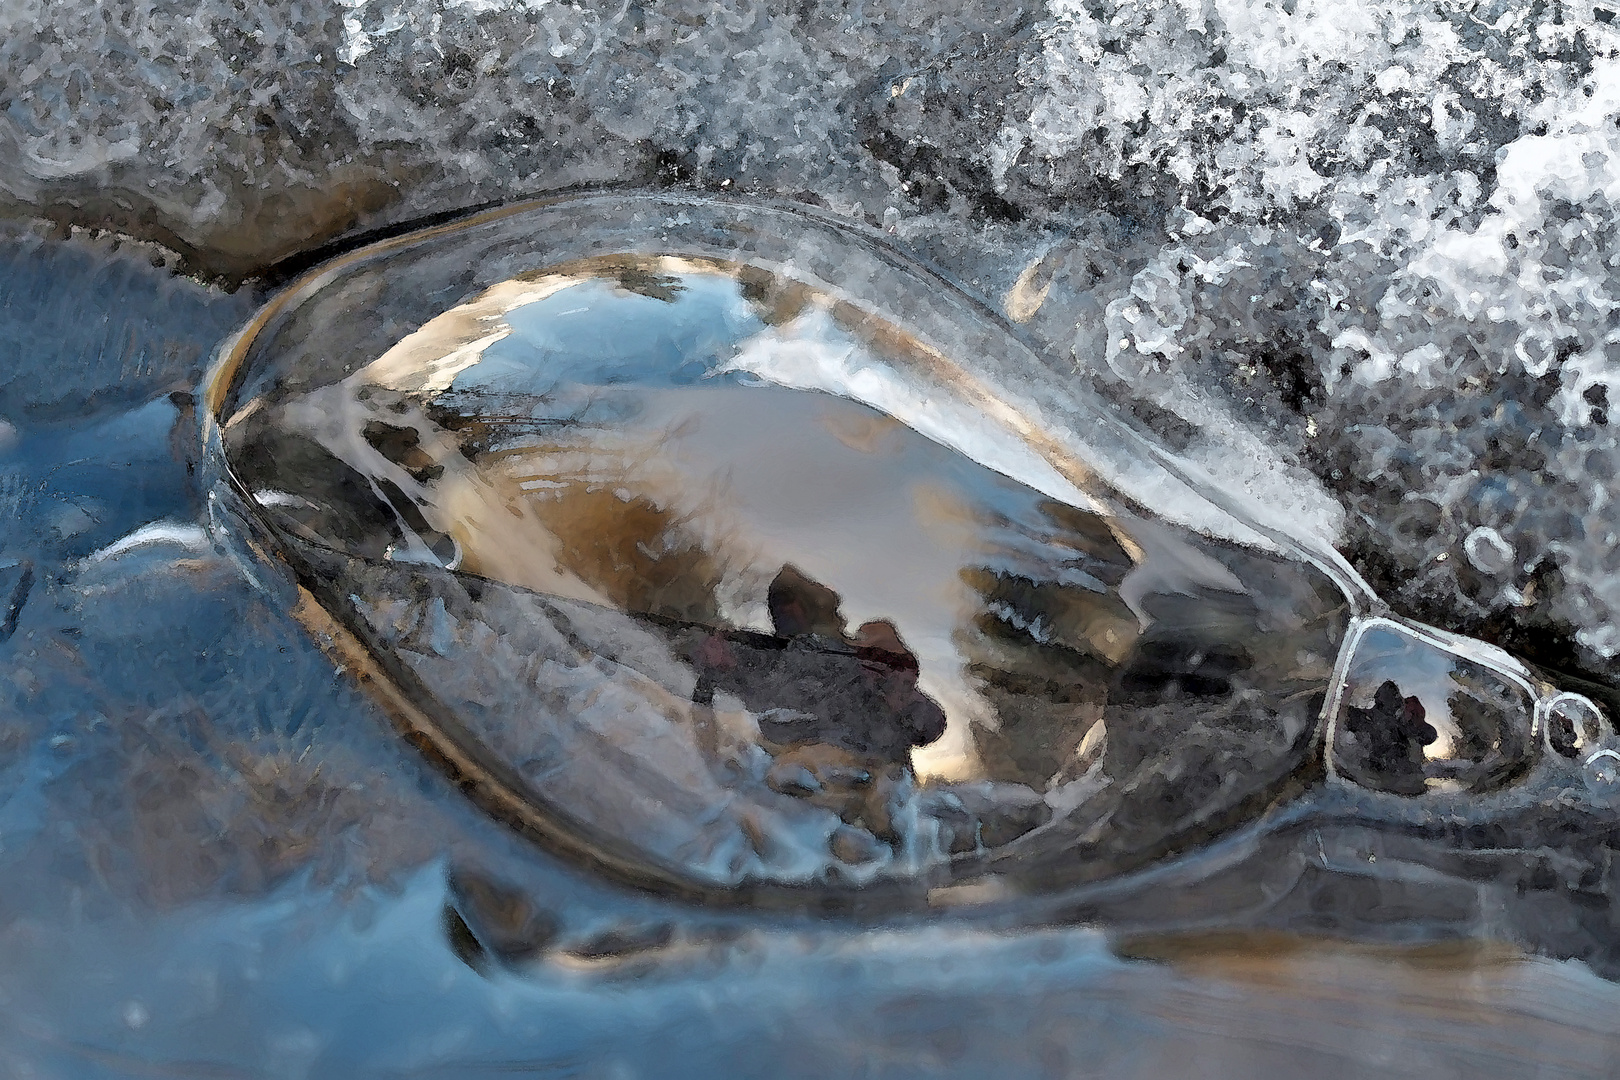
[86,522,211,563]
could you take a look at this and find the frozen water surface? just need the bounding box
[8,0,1620,1074]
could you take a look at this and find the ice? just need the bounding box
[7,0,1620,682]
[3,0,1619,685]
[10,2,1620,1063]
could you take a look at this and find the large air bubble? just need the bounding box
[206,195,1356,903]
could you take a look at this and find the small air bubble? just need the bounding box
[122,1001,150,1030]
[1463,526,1516,576]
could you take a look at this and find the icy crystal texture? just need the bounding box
[5,1,1620,682]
